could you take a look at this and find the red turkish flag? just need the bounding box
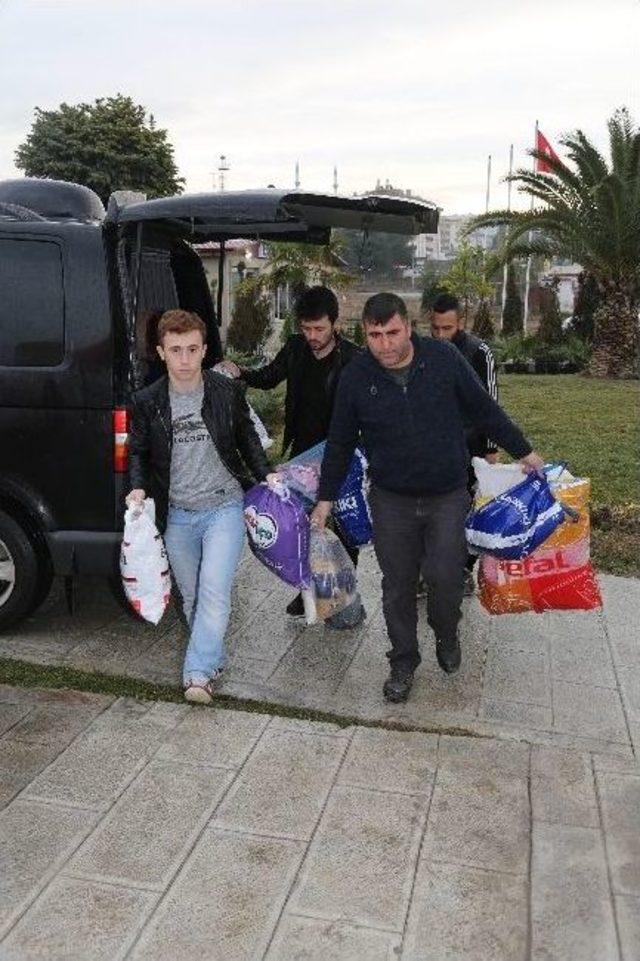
[536,129,561,173]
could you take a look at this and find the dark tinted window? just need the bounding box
[0,239,64,366]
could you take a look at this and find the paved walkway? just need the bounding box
[1,684,639,961]
[0,555,639,959]
[2,550,640,759]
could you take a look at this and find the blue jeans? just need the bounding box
[164,501,245,686]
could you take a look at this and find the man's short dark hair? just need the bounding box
[295,286,339,324]
[432,293,460,315]
[362,292,408,325]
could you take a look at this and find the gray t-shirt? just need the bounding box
[386,362,412,391]
[169,384,242,511]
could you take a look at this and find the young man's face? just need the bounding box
[299,316,335,355]
[365,313,413,369]
[157,330,207,385]
[431,309,462,341]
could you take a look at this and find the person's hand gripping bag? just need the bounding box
[332,448,373,548]
[120,499,171,624]
[244,480,313,602]
[465,471,566,561]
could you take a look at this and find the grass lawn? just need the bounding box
[499,375,639,576]
[251,374,640,578]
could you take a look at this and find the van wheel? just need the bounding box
[0,510,41,632]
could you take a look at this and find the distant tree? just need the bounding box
[352,321,365,346]
[226,276,272,355]
[420,263,449,311]
[571,271,601,341]
[473,299,495,339]
[537,279,563,344]
[335,229,412,281]
[15,94,184,205]
[441,242,499,323]
[501,264,524,336]
[265,239,352,296]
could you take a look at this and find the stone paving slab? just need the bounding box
[288,784,428,931]
[531,821,618,961]
[0,876,155,961]
[129,828,305,961]
[403,861,528,961]
[0,689,638,960]
[0,800,98,937]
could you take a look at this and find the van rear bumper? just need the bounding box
[46,531,122,576]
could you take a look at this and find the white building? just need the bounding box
[544,264,583,313]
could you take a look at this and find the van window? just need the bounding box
[0,239,64,367]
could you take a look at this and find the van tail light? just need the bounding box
[113,408,130,473]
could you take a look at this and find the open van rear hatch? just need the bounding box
[107,189,439,241]
[108,188,439,394]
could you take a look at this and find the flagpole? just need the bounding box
[499,143,514,332]
[523,121,538,332]
[485,154,492,217]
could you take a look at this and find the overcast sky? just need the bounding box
[0,0,637,214]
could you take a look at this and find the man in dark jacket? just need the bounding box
[431,292,499,593]
[221,285,362,619]
[311,293,544,704]
[127,309,275,705]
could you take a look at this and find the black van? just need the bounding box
[0,177,438,630]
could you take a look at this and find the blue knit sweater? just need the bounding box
[317,335,532,501]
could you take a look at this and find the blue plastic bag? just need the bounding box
[465,472,566,561]
[277,442,373,547]
[332,449,373,548]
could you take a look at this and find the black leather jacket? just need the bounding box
[128,370,271,532]
[241,333,361,455]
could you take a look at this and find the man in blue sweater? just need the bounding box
[311,293,544,704]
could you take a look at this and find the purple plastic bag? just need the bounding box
[243,483,311,589]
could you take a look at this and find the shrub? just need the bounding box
[352,321,365,346]
[280,311,295,345]
[537,279,563,345]
[472,299,495,340]
[226,276,272,355]
[246,383,286,434]
[502,264,524,336]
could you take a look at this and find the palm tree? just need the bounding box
[470,108,640,378]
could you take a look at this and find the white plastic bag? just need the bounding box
[213,362,273,450]
[471,457,526,499]
[120,499,171,624]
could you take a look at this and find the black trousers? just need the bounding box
[369,484,470,673]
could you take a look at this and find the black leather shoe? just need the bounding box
[286,593,305,617]
[383,669,414,703]
[436,637,461,674]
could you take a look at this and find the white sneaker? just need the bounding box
[183,669,223,705]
